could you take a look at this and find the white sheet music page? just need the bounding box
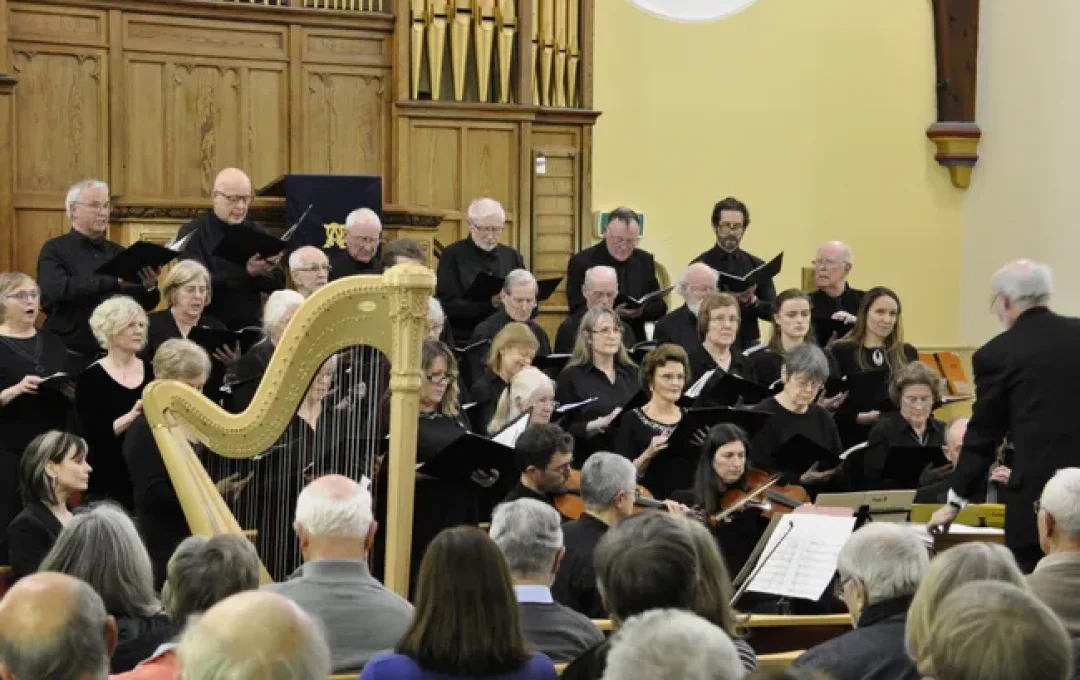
[686,369,715,398]
[747,514,857,600]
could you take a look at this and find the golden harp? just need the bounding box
[142,264,434,597]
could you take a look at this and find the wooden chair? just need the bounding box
[742,614,851,655]
[757,649,805,669]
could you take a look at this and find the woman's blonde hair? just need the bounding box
[568,306,633,369]
[889,360,944,406]
[89,296,148,351]
[488,366,553,434]
[153,338,211,384]
[161,260,212,308]
[0,272,35,325]
[904,542,1025,666]
[423,340,461,417]
[487,322,540,375]
[696,292,741,342]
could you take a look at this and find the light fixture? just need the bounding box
[626,0,761,23]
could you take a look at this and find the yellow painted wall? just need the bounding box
[591,0,965,346]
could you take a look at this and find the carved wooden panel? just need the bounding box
[8,3,106,47]
[13,209,66,278]
[300,65,390,179]
[122,13,289,61]
[303,27,389,66]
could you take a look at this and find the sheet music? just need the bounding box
[840,441,868,460]
[747,514,857,600]
[492,413,530,447]
[686,370,715,398]
[556,396,597,413]
[166,231,193,252]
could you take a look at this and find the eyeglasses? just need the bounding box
[425,372,454,385]
[790,375,824,392]
[715,222,744,232]
[609,236,639,248]
[349,236,380,246]
[470,224,503,235]
[294,264,331,274]
[4,290,40,302]
[901,395,934,406]
[812,258,844,268]
[590,327,622,337]
[533,396,558,407]
[657,372,686,383]
[213,192,253,205]
[75,201,111,212]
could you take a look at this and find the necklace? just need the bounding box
[871,348,884,367]
[0,333,45,373]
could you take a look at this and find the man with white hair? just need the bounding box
[553,266,636,353]
[38,179,161,370]
[601,609,743,680]
[287,246,330,298]
[175,167,286,330]
[793,523,928,680]
[330,207,384,279]
[654,262,718,353]
[436,197,525,342]
[263,474,412,674]
[223,289,305,413]
[489,499,604,662]
[467,268,552,380]
[809,240,865,345]
[566,207,667,342]
[1028,468,1080,636]
[931,259,1080,571]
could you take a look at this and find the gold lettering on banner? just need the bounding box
[323,222,346,248]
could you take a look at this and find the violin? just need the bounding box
[553,469,660,520]
[717,468,809,520]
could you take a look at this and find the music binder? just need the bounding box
[718,253,784,293]
[418,432,518,484]
[96,237,189,283]
[813,315,852,347]
[693,371,775,408]
[881,445,949,489]
[668,406,771,454]
[842,370,895,413]
[453,338,491,358]
[187,326,264,355]
[769,434,841,477]
[536,277,562,303]
[463,272,506,301]
[615,286,674,310]
[534,353,572,373]
[629,340,660,365]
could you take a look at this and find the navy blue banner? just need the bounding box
[282,175,382,249]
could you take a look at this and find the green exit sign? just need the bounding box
[595,210,646,238]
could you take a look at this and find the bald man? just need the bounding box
[175,168,286,330]
[177,591,330,680]
[0,572,117,680]
[288,246,330,298]
[809,240,865,345]
[554,266,636,354]
[330,208,385,279]
[654,262,719,354]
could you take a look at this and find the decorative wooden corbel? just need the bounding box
[927,0,981,189]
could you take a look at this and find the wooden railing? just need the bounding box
[212,0,389,11]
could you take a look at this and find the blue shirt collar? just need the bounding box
[513,584,554,604]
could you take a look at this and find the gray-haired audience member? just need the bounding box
[1029,467,1080,636]
[601,609,743,680]
[38,503,172,674]
[287,246,330,298]
[794,523,928,680]
[178,591,330,680]
[263,475,412,674]
[490,499,604,662]
[551,452,638,618]
[0,572,117,680]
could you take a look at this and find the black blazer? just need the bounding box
[566,243,667,341]
[6,501,63,580]
[950,307,1080,550]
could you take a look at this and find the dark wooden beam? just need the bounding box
[927,0,981,188]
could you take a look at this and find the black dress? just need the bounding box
[222,339,274,413]
[857,412,946,491]
[687,344,758,386]
[830,342,919,448]
[469,369,507,433]
[613,407,686,500]
[143,309,228,401]
[749,397,846,494]
[74,361,151,512]
[6,501,63,580]
[554,362,639,467]
[0,330,72,562]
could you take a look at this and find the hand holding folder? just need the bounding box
[418,432,518,486]
[187,326,264,357]
[96,235,191,283]
[615,286,673,311]
[718,253,783,294]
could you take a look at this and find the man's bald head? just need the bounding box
[178,591,329,680]
[583,266,619,309]
[0,572,116,680]
[210,168,253,226]
[677,263,719,310]
[288,246,330,298]
[814,240,853,294]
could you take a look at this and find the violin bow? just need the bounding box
[711,474,782,524]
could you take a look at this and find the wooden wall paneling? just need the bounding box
[517,121,533,266]
[13,209,65,277]
[516,0,533,106]
[530,127,579,337]
[0,0,9,73]
[107,9,125,194]
[300,63,391,179]
[406,119,461,247]
[289,24,303,178]
[461,121,518,244]
[0,76,15,272]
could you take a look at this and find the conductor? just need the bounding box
[930,260,1080,571]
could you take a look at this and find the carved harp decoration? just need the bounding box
[143,265,434,597]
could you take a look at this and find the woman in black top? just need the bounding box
[471,322,539,433]
[554,306,638,467]
[614,344,689,499]
[7,431,91,580]
[830,287,919,448]
[687,292,757,386]
[223,289,304,413]
[0,273,73,562]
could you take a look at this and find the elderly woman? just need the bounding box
[555,305,638,466]
[223,289,304,413]
[856,361,948,491]
[74,295,151,511]
[488,367,557,437]
[471,322,540,433]
[6,431,91,580]
[688,292,757,385]
[0,272,73,557]
[39,503,173,673]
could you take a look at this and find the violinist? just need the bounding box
[501,423,574,509]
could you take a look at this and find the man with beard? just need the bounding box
[654,262,718,355]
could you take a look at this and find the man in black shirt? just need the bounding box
[38,179,161,371]
[654,262,718,355]
[329,207,384,279]
[436,198,525,342]
[554,266,635,353]
[692,197,776,351]
[175,168,286,330]
[502,423,574,510]
[566,207,666,341]
[809,240,865,346]
[468,269,552,382]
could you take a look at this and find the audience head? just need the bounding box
[834,523,928,625]
[397,526,529,675]
[603,207,642,262]
[0,572,117,680]
[153,338,211,391]
[0,272,39,330]
[942,417,969,465]
[287,246,330,298]
[177,591,330,680]
[580,452,637,519]
[89,295,148,353]
[767,289,812,353]
[426,297,446,341]
[500,269,539,323]
[382,237,427,268]
[512,423,573,493]
[490,498,565,585]
[65,179,111,239]
[39,503,160,618]
[210,168,253,225]
[676,263,719,314]
[697,292,740,349]
[594,511,698,623]
[848,286,910,370]
[920,581,1072,680]
[904,541,1025,665]
[572,305,631,367]
[640,344,689,404]
[710,197,750,253]
[889,361,944,432]
[744,670,834,680]
[344,207,383,263]
[466,198,506,251]
[991,259,1053,329]
[293,474,376,561]
[693,424,750,513]
[601,609,743,680]
[490,366,556,433]
[582,265,619,309]
[488,322,539,379]
[162,535,261,629]
[262,289,304,344]
[779,344,830,411]
[1038,467,1080,554]
[19,430,91,506]
[421,340,460,416]
[162,260,212,320]
[675,515,740,637]
[813,241,853,293]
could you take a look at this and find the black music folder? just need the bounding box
[883,445,949,489]
[453,338,491,359]
[213,225,291,266]
[536,277,562,302]
[419,432,518,484]
[534,353,572,373]
[844,370,895,413]
[770,434,841,477]
[187,326,264,355]
[668,406,772,454]
[813,315,852,347]
[629,340,659,365]
[824,375,847,398]
[615,286,674,310]
[463,272,505,301]
[718,253,783,293]
[96,239,186,283]
[694,371,775,408]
